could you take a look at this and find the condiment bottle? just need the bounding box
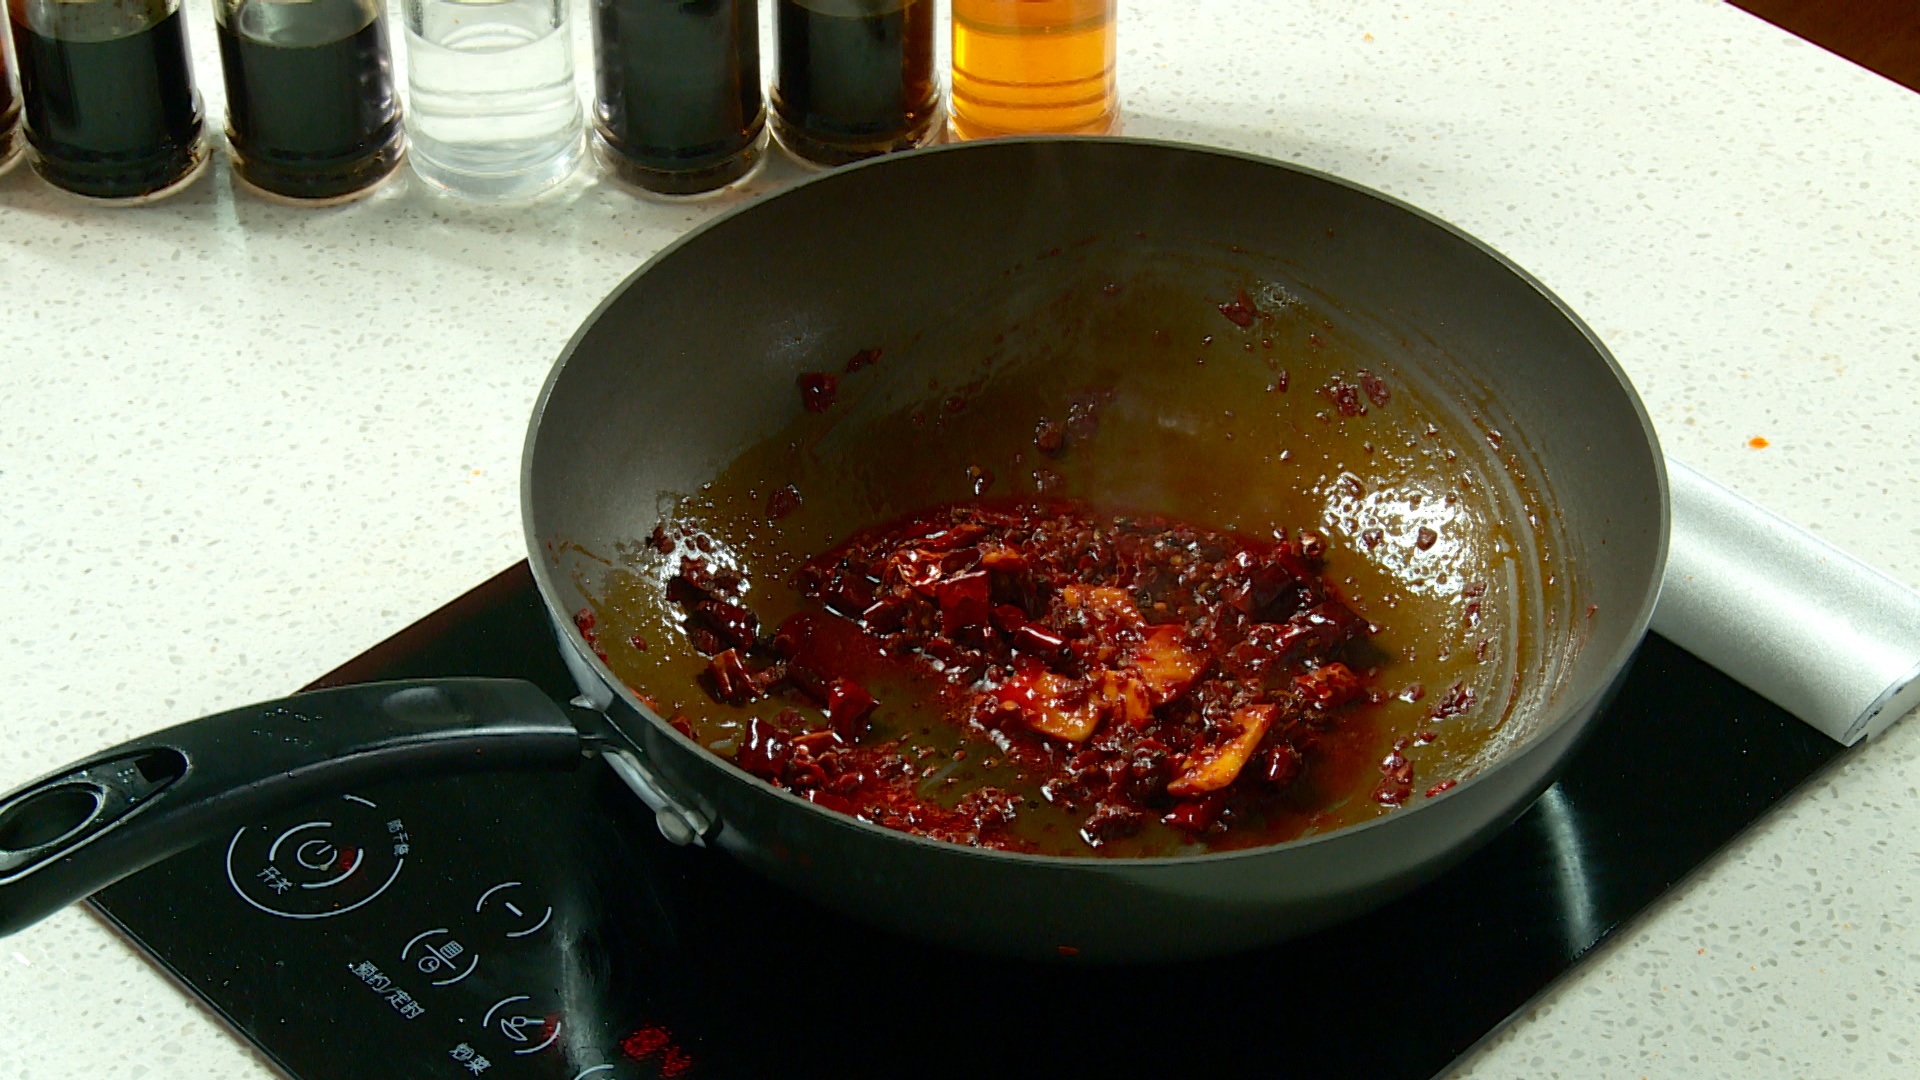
[214,0,404,202]
[8,0,207,201]
[590,0,765,196]
[1,29,22,172]
[950,0,1117,140]
[771,0,938,167]
[403,0,584,199]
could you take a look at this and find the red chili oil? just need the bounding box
[581,258,1559,857]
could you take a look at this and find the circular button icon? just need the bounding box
[483,995,562,1056]
[475,881,553,939]
[225,794,406,919]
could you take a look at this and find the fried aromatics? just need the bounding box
[660,499,1380,852]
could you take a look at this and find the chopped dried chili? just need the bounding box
[655,500,1392,853]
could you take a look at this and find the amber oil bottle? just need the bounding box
[950,0,1117,140]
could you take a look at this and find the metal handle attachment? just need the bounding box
[1654,459,1920,745]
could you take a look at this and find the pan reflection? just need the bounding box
[1534,782,1601,957]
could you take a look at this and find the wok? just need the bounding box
[0,139,1666,961]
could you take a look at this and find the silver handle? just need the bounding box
[1652,458,1920,745]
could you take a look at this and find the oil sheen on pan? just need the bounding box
[573,242,1580,858]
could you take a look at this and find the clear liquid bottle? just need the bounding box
[590,0,764,197]
[950,0,1116,140]
[7,0,207,200]
[771,0,938,167]
[404,0,583,199]
[215,0,405,202]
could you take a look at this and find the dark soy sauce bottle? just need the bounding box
[8,0,206,200]
[591,0,764,196]
[1,31,21,171]
[215,0,403,201]
[772,0,936,166]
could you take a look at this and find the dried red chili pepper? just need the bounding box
[653,498,1389,853]
[826,678,879,741]
[767,484,803,520]
[797,371,838,412]
[1217,288,1258,328]
[1359,369,1391,408]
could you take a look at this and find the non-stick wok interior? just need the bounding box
[527,138,1665,802]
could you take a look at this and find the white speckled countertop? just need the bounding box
[3,0,1918,1076]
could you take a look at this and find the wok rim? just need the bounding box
[521,135,1671,870]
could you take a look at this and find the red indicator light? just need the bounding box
[621,1025,694,1077]
[621,1028,669,1057]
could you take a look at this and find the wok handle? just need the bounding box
[0,678,596,938]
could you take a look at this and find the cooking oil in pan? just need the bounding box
[582,255,1569,856]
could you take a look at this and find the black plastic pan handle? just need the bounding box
[0,678,600,938]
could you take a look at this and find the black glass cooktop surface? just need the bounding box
[90,562,1847,1080]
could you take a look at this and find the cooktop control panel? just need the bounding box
[110,766,706,1079]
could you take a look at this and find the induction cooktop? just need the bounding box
[89,561,1846,1080]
